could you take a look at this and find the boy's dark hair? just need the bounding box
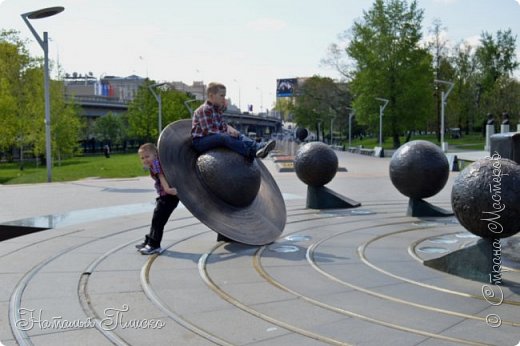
[207,82,226,96]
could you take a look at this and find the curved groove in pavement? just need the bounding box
[358,229,520,306]
[198,242,352,346]
[78,219,203,344]
[254,228,490,346]
[9,224,149,346]
[307,228,520,328]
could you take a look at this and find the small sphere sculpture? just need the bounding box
[389,140,449,199]
[295,128,309,141]
[196,148,261,207]
[294,142,338,187]
[451,156,520,238]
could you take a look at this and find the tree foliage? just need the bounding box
[0,30,81,164]
[94,112,127,147]
[127,81,193,142]
[291,76,351,142]
[346,0,433,148]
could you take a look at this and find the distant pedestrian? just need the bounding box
[135,143,179,255]
[103,144,110,158]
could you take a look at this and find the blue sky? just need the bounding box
[1,0,520,112]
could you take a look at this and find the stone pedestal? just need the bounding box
[485,125,495,151]
[424,238,498,284]
[501,124,510,133]
[490,132,520,164]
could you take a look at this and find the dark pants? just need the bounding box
[145,194,180,248]
[192,133,258,158]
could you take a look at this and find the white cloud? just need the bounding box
[516,0,520,6]
[247,18,287,32]
[463,35,481,48]
[431,0,458,4]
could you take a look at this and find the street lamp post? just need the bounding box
[233,78,241,111]
[256,86,263,113]
[148,82,168,135]
[330,115,336,145]
[21,6,64,183]
[434,79,454,153]
[183,98,200,116]
[376,98,389,147]
[346,107,354,148]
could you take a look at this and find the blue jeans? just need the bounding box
[192,133,259,158]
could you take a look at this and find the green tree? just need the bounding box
[94,112,126,147]
[273,98,295,122]
[127,81,193,142]
[448,42,479,134]
[0,30,40,165]
[476,29,519,92]
[346,0,434,148]
[475,29,519,124]
[0,29,81,166]
[426,19,455,140]
[292,76,351,142]
[50,81,82,163]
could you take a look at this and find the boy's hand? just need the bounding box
[166,187,178,195]
[227,127,240,137]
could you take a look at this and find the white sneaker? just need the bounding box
[139,245,162,255]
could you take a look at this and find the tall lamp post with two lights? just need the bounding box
[376,98,389,147]
[434,79,454,153]
[148,82,168,135]
[346,107,355,148]
[21,6,65,182]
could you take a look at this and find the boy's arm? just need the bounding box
[159,174,177,195]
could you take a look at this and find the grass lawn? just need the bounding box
[344,132,486,151]
[0,153,147,185]
[0,132,488,185]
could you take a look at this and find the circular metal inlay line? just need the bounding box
[79,219,203,344]
[409,233,520,274]
[303,224,520,328]
[198,243,351,346]
[308,233,520,327]
[358,229,520,306]
[10,223,151,346]
[253,241,490,345]
[139,212,402,346]
[141,233,233,346]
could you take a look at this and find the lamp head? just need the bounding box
[23,6,64,20]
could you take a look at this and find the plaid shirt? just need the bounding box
[150,159,167,196]
[191,101,228,138]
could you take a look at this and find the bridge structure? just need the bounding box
[70,95,284,139]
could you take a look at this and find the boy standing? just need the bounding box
[191,82,275,159]
[136,143,179,255]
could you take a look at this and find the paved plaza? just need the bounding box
[0,148,519,345]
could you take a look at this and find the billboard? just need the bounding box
[276,78,298,97]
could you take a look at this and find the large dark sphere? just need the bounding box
[451,157,520,239]
[196,148,261,207]
[389,140,449,199]
[294,142,338,187]
[295,128,309,141]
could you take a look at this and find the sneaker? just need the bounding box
[135,242,147,250]
[139,245,162,255]
[256,140,276,159]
